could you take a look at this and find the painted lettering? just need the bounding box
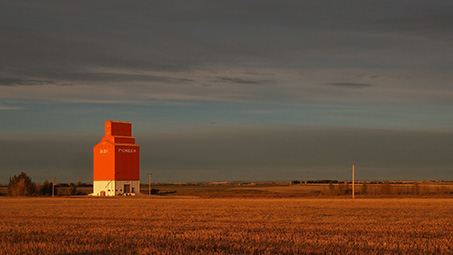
[118,148,136,153]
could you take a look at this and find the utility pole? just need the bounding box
[52,176,55,197]
[352,163,355,199]
[148,173,151,196]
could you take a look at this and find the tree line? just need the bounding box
[6,172,82,196]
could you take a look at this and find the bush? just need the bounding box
[8,172,36,196]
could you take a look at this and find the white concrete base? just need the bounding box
[93,180,140,196]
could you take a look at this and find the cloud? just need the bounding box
[0,0,452,133]
[0,105,22,110]
[1,1,452,105]
[0,77,57,86]
[51,72,194,84]
[213,77,273,85]
[326,82,374,89]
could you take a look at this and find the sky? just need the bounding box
[1,1,452,184]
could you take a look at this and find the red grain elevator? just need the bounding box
[93,120,140,196]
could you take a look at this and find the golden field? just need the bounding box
[1,197,452,254]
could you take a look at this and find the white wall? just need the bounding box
[93,180,140,196]
[93,180,116,196]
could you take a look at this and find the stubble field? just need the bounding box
[1,197,452,254]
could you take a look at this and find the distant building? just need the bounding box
[93,120,140,196]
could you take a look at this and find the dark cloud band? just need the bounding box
[0,77,56,86]
[214,77,273,85]
[326,82,374,89]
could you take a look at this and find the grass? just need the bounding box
[1,197,452,254]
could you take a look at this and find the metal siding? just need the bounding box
[115,146,140,180]
[93,142,115,181]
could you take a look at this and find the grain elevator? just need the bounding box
[93,120,140,196]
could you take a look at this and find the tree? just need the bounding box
[69,183,77,195]
[8,172,36,196]
[39,180,53,196]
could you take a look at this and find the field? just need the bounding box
[148,182,453,198]
[2,181,453,198]
[1,197,452,254]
